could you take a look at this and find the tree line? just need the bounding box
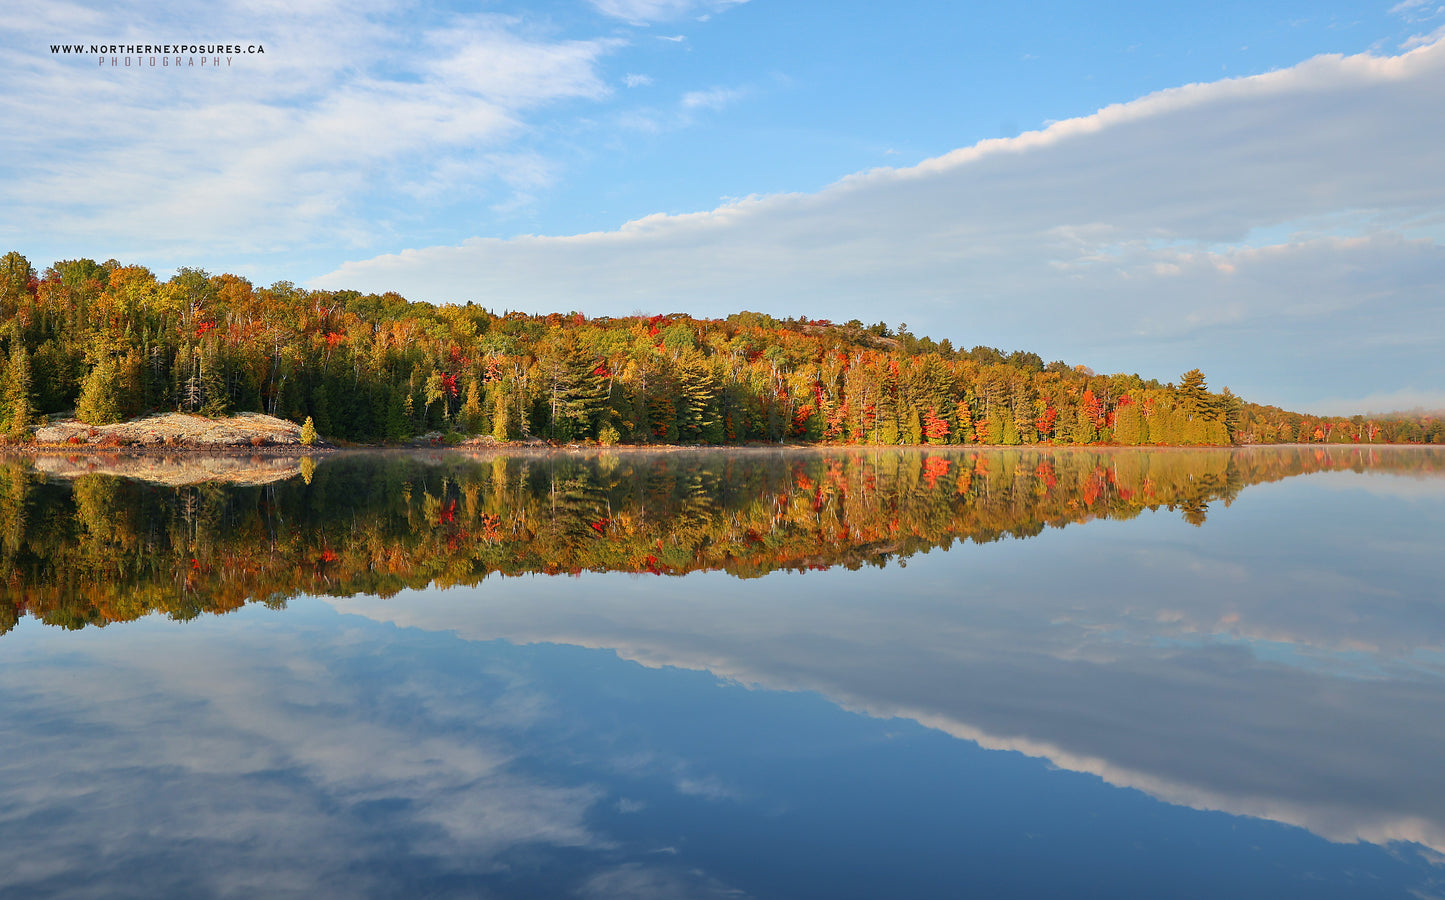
[1,252,1439,446]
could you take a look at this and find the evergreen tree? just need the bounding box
[980,407,1007,444]
[903,407,923,445]
[3,335,34,440]
[1001,411,1021,445]
[1073,406,1097,444]
[675,357,721,443]
[1148,402,1175,445]
[491,383,512,442]
[1177,369,1214,418]
[1113,401,1145,445]
[460,379,485,433]
[1218,387,1243,442]
[308,382,332,438]
[878,411,900,445]
[386,387,412,442]
[199,342,228,417]
[174,344,198,411]
[540,336,605,441]
[76,355,124,425]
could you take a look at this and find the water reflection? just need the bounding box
[1,446,1443,897]
[328,466,1445,850]
[1,445,1435,632]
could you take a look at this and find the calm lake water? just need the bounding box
[1,446,1442,898]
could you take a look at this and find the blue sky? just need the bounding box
[2,0,1443,412]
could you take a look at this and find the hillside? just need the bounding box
[1,253,1440,448]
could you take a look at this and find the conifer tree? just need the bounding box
[978,407,1005,444]
[3,335,34,440]
[1177,369,1214,418]
[903,407,923,445]
[199,342,228,417]
[460,379,485,433]
[676,357,720,443]
[1147,401,1174,445]
[1001,413,1021,445]
[491,383,512,442]
[308,382,332,437]
[878,411,900,445]
[76,356,123,425]
[540,337,606,441]
[1073,405,1097,444]
[1113,400,1145,445]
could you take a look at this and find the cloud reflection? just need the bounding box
[328,469,1445,854]
[0,623,608,897]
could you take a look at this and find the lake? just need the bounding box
[1,446,1442,898]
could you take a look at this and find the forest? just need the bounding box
[4,445,1437,634]
[1,252,1441,447]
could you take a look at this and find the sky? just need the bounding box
[1,0,1442,413]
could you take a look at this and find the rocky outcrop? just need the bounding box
[31,412,306,448]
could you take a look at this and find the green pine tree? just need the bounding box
[981,407,1007,444]
[1001,413,1021,445]
[76,356,124,425]
[384,387,412,442]
[491,383,512,442]
[903,407,923,445]
[460,379,485,433]
[878,412,900,445]
[1113,401,1144,445]
[4,336,34,440]
[1073,406,1097,444]
[676,358,721,443]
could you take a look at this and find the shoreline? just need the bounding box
[2,440,1433,459]
[6,413,1434,458]
[3,441,1432,489]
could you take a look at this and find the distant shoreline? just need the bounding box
[3,409,1436,459]
[3,440,1436,459]
[3,440,1434,491]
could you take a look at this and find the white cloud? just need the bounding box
[624,72,654,87]
[0,0,106,32]
[587,0,748,25]
[680,85,745,110]
[1402,22,1445,49]
[315,39,1445,408]
[0,3,619,258]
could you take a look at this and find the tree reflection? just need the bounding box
[0,446,1437,634]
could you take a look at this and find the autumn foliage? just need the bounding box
[0,252,1439,447]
